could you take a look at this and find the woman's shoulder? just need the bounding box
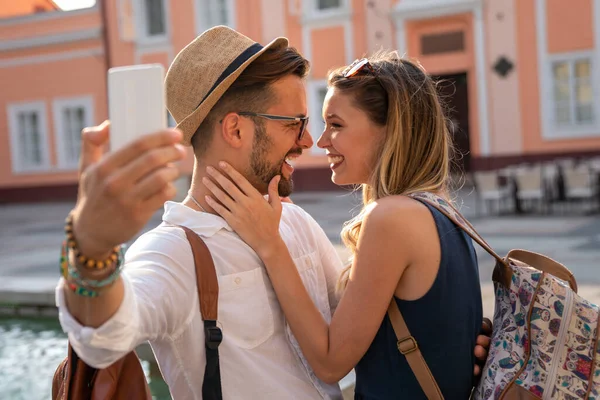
[365,195,433,228]
[358,195,438,254]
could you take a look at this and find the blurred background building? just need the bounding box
[1,0,600,202]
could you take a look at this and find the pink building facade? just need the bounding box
[1,0,600,201]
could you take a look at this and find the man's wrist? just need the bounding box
[71,214,116,261]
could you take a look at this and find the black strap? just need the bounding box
[203,320,223,399]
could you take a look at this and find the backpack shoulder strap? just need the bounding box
[409,192,507,266]
[388,300,444,399]
[179,225,223,400]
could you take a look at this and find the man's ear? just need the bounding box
[220,112,245,149]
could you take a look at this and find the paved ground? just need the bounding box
[1,187,599,305]
[1,186,600,318]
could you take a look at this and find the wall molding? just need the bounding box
[391,0,480,21]
[0,47,104,68]
[0,27,102,52]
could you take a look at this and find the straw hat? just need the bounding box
[165,26,288,146]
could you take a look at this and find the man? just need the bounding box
[57,26,489,399]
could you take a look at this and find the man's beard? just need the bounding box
[249,122,294,197]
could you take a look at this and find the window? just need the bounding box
[317,0,341,10]
[316,87,328,132]
[145,0,166,36]
[208,0,229,26]
[309,83,329,154]
[138,0,167,41]
[7,102,50,173]
[306,0,347,18]
[196,0,234,33]
[53,96,94,169]
[552,58,594,127]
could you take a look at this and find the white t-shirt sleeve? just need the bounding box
[55,225,197,369]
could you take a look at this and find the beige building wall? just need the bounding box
[0,6,105,200]
[485,0,522,156]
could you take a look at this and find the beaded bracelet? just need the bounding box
[60,241,124,297]
[61,240,124,287]
[64,213,122,270]
[60,245,99,297]
[65,280,101,297]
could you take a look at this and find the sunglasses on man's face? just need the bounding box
[238,112,309,141]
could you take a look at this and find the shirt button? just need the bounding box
[235,277,242,285]
[80,327,94,342]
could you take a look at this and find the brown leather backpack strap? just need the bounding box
[179,225,223,400]
[388,300,444,400]
[180,225,219,320]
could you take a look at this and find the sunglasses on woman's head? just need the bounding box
[343,58,376,78]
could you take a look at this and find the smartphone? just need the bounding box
[107,64,167,152]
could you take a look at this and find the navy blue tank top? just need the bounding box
[354,202,483,399]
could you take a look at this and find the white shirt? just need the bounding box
[56,201,345,399]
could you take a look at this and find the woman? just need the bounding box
[204,52,483,398]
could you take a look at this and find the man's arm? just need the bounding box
[58,227,198,368]
[56,122,187,366]
[63,122,184,327]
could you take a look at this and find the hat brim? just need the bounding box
[176,37,289,146]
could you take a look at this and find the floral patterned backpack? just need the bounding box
[411,192,600,400]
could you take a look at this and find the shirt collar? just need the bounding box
[162,201,233,237]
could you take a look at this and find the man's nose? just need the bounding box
[299,128,314,149]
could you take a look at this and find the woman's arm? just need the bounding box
[260,202,415,382]
[203,162,418,382]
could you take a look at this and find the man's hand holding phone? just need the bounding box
[70,63,181,261]
[71,122,186,261]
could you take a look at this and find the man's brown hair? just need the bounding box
[191,46,310,156]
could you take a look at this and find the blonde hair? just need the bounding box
[332,51,454,290]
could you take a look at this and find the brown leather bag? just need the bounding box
[52,225,222,399]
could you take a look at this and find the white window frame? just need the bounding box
[536,0,600,140]
[542,51,600,139]
[308,79,328,154]
[134,0,169,45]
[7,101,51,173]
[194,0,236,35]
[52,96,94,170]
[304,0,350,23]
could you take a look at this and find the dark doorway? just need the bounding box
[433,73,471,173]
